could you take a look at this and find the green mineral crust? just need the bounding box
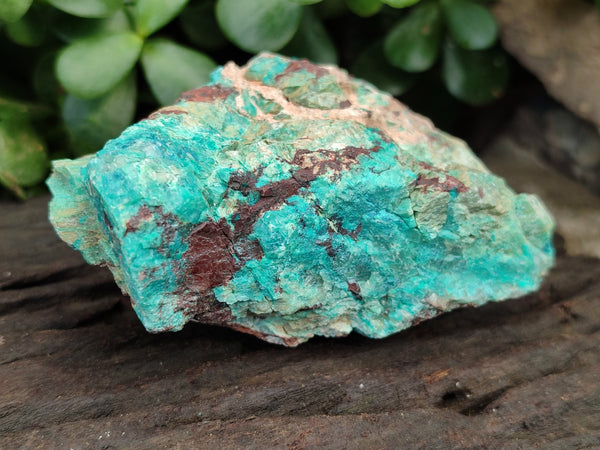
[47,53,555,346]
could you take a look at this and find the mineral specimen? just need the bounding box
[47,53,555,346]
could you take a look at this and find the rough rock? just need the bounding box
[493,0,600,129]
[46,53,555,345]
[507,102,600,196]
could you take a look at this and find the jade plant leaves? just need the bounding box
[33,53,61,104]
[46,0,121,18]
[442,40,509,105]
[352,42,415,96]
[62,75,137,156]
[384,0,443,72]
[0,0,33,23]
[134,0,190,38]
[442,0,497,50]
[315,0,347,18]
[381,0,421,7]
[52,10,130,43]
[0,0,516,198]
[345,0,382,17]
[56,31,143,99]
[141,39,217,105]
[0,100,48,198]
[179,1,227,50]
[5,6,47,47]
[216,0,303,52]
[282,9,338,64]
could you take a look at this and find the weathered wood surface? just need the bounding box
[1,195,600,449]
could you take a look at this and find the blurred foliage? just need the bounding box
[0,0,508,198]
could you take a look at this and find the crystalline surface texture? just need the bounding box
[47,53,555,346]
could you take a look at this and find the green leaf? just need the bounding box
[442,0,497,50]
[351,42,415,96]
[46,0,121,18]
[345,0,382,17]
[289,0,323,4]
[5,5,47,47]
[442,40,509,105]
[141,38,217,105]
[0,98,30,119]
[0,104,48,198]
[0,97,51,122]
[56,31,143,99]
[282,9,338,64]
[179,1,228,50]
[33,53,61,104]
[0,0,33,23]
[315,0,346,19]
[381,0,421,7]
[384,0,443,72]
[52,9,131,43]
[63,75,136,156]
[134,0,189,37]
[216,0,303,52]
[597,0,600,10]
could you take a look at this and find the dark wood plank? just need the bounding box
[1,195,599,449]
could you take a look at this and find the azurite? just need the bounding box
[47,53,555,346]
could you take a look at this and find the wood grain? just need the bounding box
[1,196,599,448]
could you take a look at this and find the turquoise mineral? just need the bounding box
[47,53,555,346]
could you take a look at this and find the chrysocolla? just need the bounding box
[47,53,555,346]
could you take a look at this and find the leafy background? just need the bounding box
[0,0,513,199]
